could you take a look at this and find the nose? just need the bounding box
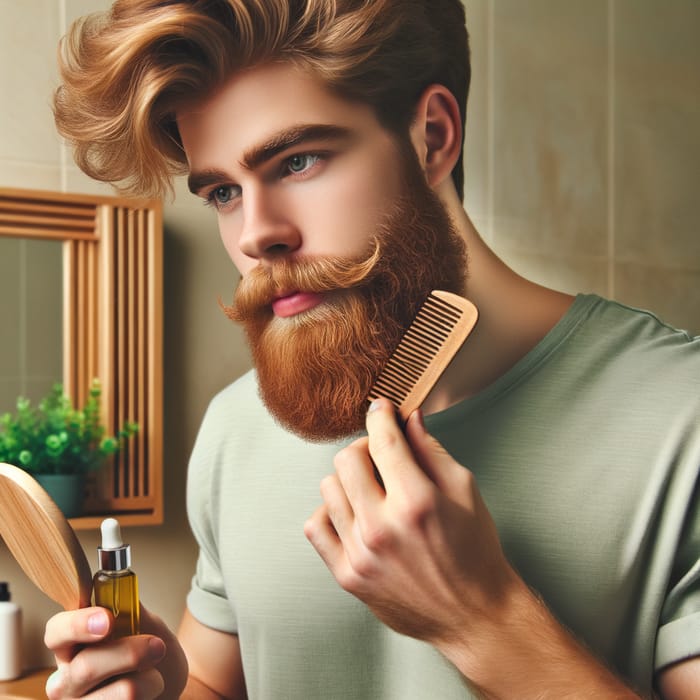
[237,186,301,261]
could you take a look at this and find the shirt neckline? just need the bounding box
[424,293,602,427]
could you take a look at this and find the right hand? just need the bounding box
[44,604,189,699]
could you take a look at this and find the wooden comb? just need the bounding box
[367,290,478,422]
[0,462,93,610]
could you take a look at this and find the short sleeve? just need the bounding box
[186,550,238,634]
[184,398,238,634]
[655,471,700,671]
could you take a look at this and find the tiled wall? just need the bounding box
[463,0,700,333]
[0,0,698,669]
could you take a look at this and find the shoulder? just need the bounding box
[187,369,328,480]
[206,370,262,417]
[186,371,269,485]
[566,295,699,378]
[561,295,700,436]
[579,295,697,345]
[185,371,275,521]
[195,370,271,439]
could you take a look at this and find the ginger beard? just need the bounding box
[225,149,468,442]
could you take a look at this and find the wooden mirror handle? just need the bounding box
[0,463,92,610]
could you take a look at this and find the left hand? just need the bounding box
[304,397,520,652]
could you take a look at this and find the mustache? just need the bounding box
[225,238,383,323]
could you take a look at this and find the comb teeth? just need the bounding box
[367,290,478,422]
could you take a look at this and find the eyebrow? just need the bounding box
[187,168,231,196]
[242,123,352,170]
[187,123,352,195]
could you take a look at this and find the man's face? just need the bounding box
[178,63,467,440]
[178,62,410,279]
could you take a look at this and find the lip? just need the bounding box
[271,291,324,318]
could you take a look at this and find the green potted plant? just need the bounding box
[0,379,138,518]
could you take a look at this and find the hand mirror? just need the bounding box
[0,463,92,610]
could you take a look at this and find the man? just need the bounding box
[45,1,699,698]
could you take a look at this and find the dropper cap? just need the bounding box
[98,518,131,571]
[0,582,10,602]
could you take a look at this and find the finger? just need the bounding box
[47,668,165,700]
[319,472,356,540]
[89,667,165,700]
[333,437,385,515]
[44,607,113,663]
[365,398,432,493]
[404,409,461,490]
[304,503,346,571]
[305,503,375,595]
[46,635,166,699]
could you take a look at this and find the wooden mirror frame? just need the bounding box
[0,187,163,527]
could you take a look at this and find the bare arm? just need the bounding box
[304,398,699,699]
[178,608,247,700]
[657,658,700,700]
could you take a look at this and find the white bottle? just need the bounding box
[0,582,22,680]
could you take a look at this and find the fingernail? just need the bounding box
[148,637,166,662]
[87,611,109,635]
[414,408,425,429]
[367,398,382,413]
[46,669,61,695]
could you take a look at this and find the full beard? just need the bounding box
[224,155,468,442]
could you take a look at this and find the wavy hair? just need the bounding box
[54,0,470,199]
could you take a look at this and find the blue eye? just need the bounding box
[205,184,240,209]
[286,154,320,174]
[213,186,234,204]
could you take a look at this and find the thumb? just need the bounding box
[404,409,463,493]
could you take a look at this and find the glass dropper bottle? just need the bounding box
[93,518,140,637]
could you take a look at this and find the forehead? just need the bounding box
[176,62,382,167]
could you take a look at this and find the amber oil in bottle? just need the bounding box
[93,518,140,637]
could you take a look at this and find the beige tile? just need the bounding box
[64,0,113,26]
[614,261,700,335]
[491,0,608,258]
[496,244,608,298]
[57,1,116,192]
[63,165,121,196]
[468,214,491,243]
[0,0,62,165]
[614,0,700,270]
[0,160,63,190]
[58,1,116,192]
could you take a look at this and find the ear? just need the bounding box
[409,84,463,189]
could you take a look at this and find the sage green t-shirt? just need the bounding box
[186,295,700,698]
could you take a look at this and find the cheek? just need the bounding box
[302,194,375,256]
[228,249,255,276]
[304,159,404,255]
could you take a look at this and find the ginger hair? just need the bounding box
[54,0,470,199]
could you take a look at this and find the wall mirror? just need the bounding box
[0,236,63,412]
[0,187,163,527]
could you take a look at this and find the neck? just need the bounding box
[421,198,574,415]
